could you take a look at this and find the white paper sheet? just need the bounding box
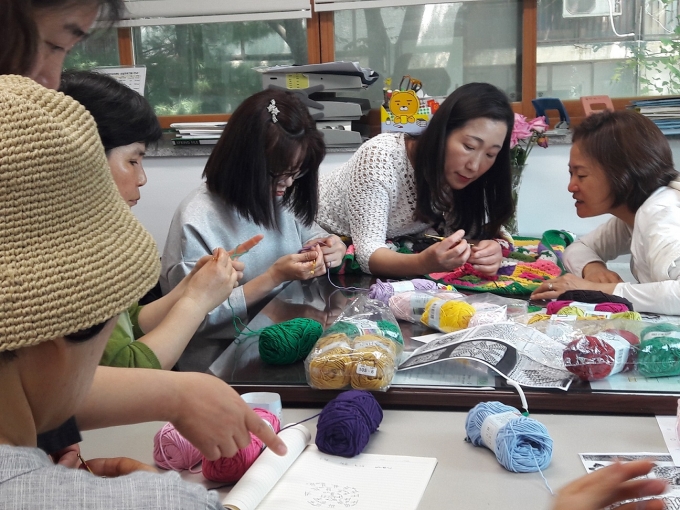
[94,66,147,96]
[657,415,680,466]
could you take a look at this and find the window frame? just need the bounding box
[113,1,658,129]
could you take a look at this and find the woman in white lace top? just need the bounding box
[318,83,515,277]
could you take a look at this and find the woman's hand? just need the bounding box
[304,235,346,269]
[267,248,326,285]
[531,273,617,300]
[552,461,666,510]
[468,240,502,276]
[582,261,624,284]
[83,457,158,477]
[182,248,240,313]
[418,229,471,273]
[50,444,82,469]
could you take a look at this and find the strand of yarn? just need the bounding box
[153,422,202,472]
[201,408,281,484]
[258,318,323,365]
[421,299,475,332]
[325,269,369,293]
[563,330,638,381]
[315,390,383,457]
[368,278,437,304]
[465,401,553,473]
[638,323,680,377]
[547,301,629,315]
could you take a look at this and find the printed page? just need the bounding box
[223,425,311,510]
[256,446,437,510]
[657,416,680,466]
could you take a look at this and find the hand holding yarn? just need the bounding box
[465,401,553,473]
[419,229,472,273]
[315,390,383,457]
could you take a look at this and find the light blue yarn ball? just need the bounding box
[465,401,553,473]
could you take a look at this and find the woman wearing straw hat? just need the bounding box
[1,0,286,476]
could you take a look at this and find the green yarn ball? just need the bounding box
[324,320,361,337]
[258,318,324,365]
[378,320,404,345]
[637,323,680,377]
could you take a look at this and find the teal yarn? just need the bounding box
[465,401,553,473]
[638,323,680,377]
[377,320,403,345]
[258,318,324,365]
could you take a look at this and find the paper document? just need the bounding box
[657,416,680,466]
[94,66,146,96]
[222,424,437,510]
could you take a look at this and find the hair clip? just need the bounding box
[267,99,280,124]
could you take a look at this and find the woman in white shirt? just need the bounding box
[531,109,680,314]
[318,83,515,277]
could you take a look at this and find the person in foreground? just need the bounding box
[1,0,286,472]
[160,88,346,371]
[531,110,680,315]
[317,82,515,278]
[552,460,666,510]
[60,70,257,370]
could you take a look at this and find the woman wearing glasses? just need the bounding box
[160,88,345,370]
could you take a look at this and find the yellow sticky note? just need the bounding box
[286,73,309,89]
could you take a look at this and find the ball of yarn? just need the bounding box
[555,306,585,317]
[388,291,430,322]
[421,299,475,333]
[202,408,280,483]
[259,318,323,365]
[315,390,383,457]
[563,331,635,380]
[638,324,680,377]
[368,278,437,304]
[307,333,354,389]
[610,311,642,321]
[465,401,552,473]
[377,319,403,345]
[528,313,550,324]
[350,334,398,391]
[153,422,202,471]
[324,320,361,337]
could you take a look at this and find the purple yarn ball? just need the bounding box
[368,279,437,303]
[315,390,383,458]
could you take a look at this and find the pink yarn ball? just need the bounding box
[201,408,281,484]
[153,422,202,471]
[546,300,572,315]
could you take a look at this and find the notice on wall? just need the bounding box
[94,66,146,96]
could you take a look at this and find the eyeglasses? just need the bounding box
[272,167,307,182]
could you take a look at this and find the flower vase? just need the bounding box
[505,163,525,236]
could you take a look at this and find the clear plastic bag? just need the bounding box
[387,289,464,323]
[305,294,403,391]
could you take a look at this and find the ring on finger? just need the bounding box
[548,282,553,291]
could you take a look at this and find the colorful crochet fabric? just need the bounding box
[333,230,574,296]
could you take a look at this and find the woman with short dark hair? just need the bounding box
[160,88,346,371]
[318,82,515,277]
[531,109,680,314]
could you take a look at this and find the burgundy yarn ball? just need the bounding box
[315,390,383,458]
[604,328,639,372]
[563,330,638,381]
[201,408,280,484]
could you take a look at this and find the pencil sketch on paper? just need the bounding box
[305,482,359,508]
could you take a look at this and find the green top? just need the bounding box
[99,303,162,369]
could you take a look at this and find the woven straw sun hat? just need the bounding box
[0,75,160,352]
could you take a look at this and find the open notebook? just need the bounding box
[212,424,437,510]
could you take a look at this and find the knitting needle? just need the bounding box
[77,453,94,475]
[423,234,475,247]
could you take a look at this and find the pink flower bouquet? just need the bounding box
[510,114,549,168]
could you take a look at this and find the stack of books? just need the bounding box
[170,122,226,146]
[630,97,680,135]
[256,62,378,149]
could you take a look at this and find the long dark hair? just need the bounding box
[204,88,325,230]
[0,0,125,76]
[412,82,514,238]
[60,70,162,152]
[573,109,678,213]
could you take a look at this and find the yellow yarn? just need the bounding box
[556,306,585,317]
[611,311,642,321]
[350,334,397,390]
[307,333,353,390]
[421,299,475,333]
[528,313,550,324]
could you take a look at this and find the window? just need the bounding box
[332,1,522,107]
[537,0,680,99]
[64,28,120,70]
[133,19,308,115]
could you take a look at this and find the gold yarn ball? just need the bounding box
[528,313,551,324]
[350,345,396,391]
[556,306,585,317]
[611,311,642,321]
[307,333,353,390]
